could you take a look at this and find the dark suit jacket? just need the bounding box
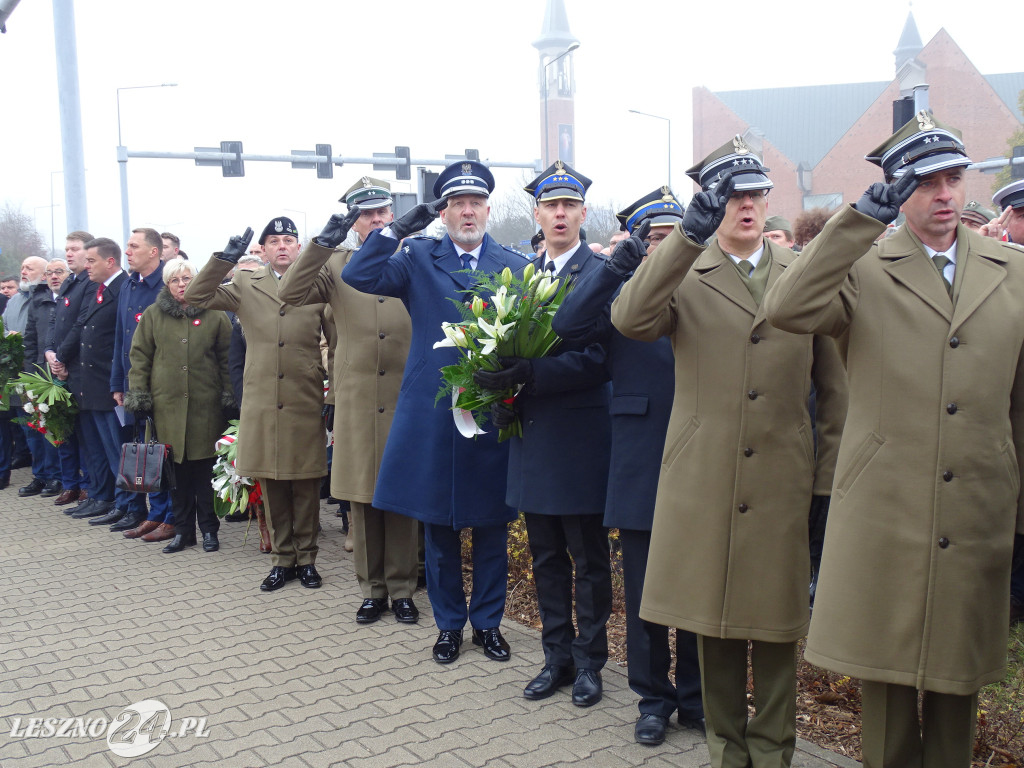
[506,242,612,516]
[23,284,56,368]
[72,273,126,411]
[553,261,674,531]
[47,271,93,366]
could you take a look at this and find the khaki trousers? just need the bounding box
[350,500,418,600]
[698,636,798,768]
[261,477,321,567]
[860,681,977,768]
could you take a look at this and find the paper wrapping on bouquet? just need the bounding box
[116,418,176,493]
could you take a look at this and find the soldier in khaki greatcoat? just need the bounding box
[186,217,329,593]
[612,138,847,768]
[278,178,420,625]
[765,113,1024,768]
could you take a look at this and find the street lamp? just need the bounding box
[628,109,672,189]
[542,42,579,166]
[116,83,177,250]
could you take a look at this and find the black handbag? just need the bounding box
[115,417,176,493]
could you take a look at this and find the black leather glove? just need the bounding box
[605,220,651,279]
[216,227,254,264]
[390,199,447,239]
[490,400,516,430]
[853,172,919,224]
[682,170,735,244]
[313,207,363,249]
[473,357,534,392]
[322,404,335,432]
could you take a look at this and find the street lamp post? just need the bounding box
[117,83,177,249]
[542,42,579,166]
[628,109,672,189]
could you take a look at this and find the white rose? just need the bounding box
[37,403,49,413]
[22,403,33,414]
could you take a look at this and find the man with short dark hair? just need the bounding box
[764,215,796,249]
[161,232,180,260]
[765,111,1024,768]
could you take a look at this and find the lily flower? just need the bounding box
[500,267,514,287]
[433,322,469,349]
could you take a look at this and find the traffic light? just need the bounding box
[465,149,479,161]
[395,146,411,181]
[1013,146,1024,181]
[220,141,244,177]
[316,143,333,179]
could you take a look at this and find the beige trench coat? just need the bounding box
[612,224,847,643]
[278,241,410,503]
[185,256,328,481]
[764,205,1024,695]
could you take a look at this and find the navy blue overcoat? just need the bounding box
[342,229,528,528]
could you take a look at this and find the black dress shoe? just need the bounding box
[18,478,45,497]
[635,714,669,745]
[297,564,322,588]
[392,598,419,624]
[222,511,247,522]
[472,627,510,661]
[89,507,127,525]
[71,500,112,519]
[432,630,463,664]
[65,497,97,516]
[39,479,63,498]
[162,534,196,553]
[202,532,219,552]
[356,598,388,623]
[260,566,296,591]
[572,669,603,707]
[110,510,146,532]
[523,665,575,700]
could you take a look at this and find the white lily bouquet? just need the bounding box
[434,263,570,441]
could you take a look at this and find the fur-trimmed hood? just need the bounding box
[156,286,205,318]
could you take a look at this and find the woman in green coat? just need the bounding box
[126,258,234,554]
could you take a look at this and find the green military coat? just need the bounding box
[611,224,847,643]
[278,241,411,503]
[765,206,1024,695]
[185,257,328,481]
[126,288,233,462]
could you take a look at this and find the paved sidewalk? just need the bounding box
[0,467,859,768]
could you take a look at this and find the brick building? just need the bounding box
[692,13,1024,222]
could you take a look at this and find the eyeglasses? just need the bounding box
[729,189,769,200]
[167,276,193,286]
[44,269,68,277]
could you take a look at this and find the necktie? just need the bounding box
[933,254,953,298]
[460,253,473,271]
[739,260,755,278]
[96,284,105,304]
[544,259,556,274]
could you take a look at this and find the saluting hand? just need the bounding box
[217,227,255,264]
[314,206,363,249]
[390,198,448,239]
[682,170,735,245]
[853,172,919,224]
[605,219,650,278]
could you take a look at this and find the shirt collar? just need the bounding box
[923,240,958,264]
[726,244,765,269]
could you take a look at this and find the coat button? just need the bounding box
[750,333,760,344]
[743,447,754,457]
[278,373,284,379]
[378,296,385,303]
[277,403,283,409]
[378,369,385,376]
[181,338,187,343]
[181,365,187,371]
[938,537,950,548]
[279,308,286,316]
[278,341,284,347]
[949,337,959,348]
[942,470,953,482]
[748,390,758,400]
[947,403,957,414]
[738,503,748,513]
[377,407,385,413]
[379,332,386,339]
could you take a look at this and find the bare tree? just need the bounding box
[486,188,537,252]
[0,203,47,275]
[582,201,622,249]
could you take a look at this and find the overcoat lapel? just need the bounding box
[879,227,953,322]
[695,244,758,317]
[251,268,283,304]
[950,243,1007,336]
[432,235,473,292]
[752,249,787,328]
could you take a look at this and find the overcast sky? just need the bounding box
[1,0,1019,263]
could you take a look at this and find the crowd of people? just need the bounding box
[4,110,1024,768]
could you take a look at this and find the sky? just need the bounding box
[0,0,1020,264]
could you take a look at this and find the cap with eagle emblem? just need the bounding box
[687,135,773,192]
[432,160,495,201]
[257,216,299,245]
[865,110,971,182]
